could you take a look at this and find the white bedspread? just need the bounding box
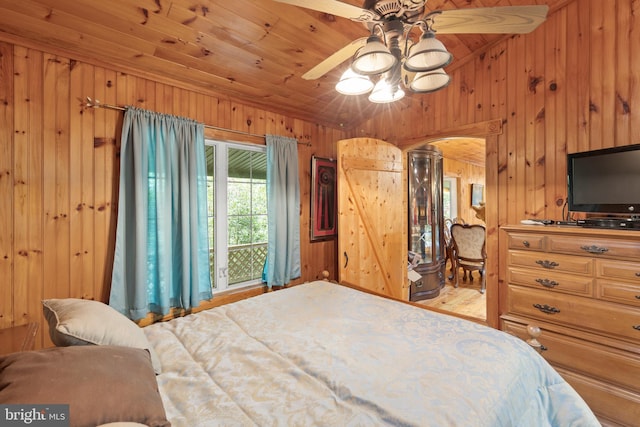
[144,281,599,427]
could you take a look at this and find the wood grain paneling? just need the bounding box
[0,0,568,129]
[0,40,344,347]
[0,42,14,329]
[442,157,486,226]
[353,0,639,328]
[1,0,637,347]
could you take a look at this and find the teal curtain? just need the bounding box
[264,135,301,287]
[110,107,212,320]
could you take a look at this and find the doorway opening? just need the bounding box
[416,137,487,321]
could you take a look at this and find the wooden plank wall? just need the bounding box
[1,0,635,338]
[0,41,344,348]
[358,0,638,221]
[350,0,638,326]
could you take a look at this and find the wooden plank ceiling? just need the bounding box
[0,0,566,129]
[430,138,486,167]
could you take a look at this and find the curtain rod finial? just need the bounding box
[84,96,103,108]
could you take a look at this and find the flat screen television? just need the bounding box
[567,144,640,216]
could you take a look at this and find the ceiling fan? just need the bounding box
[273,0,549,103]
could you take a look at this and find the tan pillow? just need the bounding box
[0,346,170,427]
[42,298,161,374]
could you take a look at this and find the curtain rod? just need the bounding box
[83,97,311,146]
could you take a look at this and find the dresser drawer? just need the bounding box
[559,368,640,427]
[597,279,640,308]
[596,259,640,281]
[507,233,544,251]
[507,267,593,296]
[503,320,640,393]
[548,235,640,261]
[508,250,594,275]
[507,285,640,342]
[501,226,640,426]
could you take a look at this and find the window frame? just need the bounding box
[443,176,458,220]
[205,139,267,294]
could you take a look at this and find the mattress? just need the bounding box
[143,280,599,427]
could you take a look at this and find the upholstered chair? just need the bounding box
[450,223,487,293]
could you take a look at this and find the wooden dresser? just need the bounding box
[500,225,640,427]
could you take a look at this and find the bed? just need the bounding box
[144,280,598,427]
[0,280,598,426]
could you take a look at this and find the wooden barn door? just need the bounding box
[337,138,408,300]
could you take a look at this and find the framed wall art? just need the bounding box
[310,156,337,241]
[471,183,484,206]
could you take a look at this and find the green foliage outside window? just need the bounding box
[206,145,268,289]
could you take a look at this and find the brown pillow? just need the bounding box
[0,346,170,427]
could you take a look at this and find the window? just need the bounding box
[443,176,458,220]
[205,140,267,293]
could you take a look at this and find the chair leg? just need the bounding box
[447,251,454,280]
[480,266,486,294]
[453,262,459,288]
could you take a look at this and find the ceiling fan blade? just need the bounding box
[272,0,376,22]
[429,5,549,34]
[302,37,368,80]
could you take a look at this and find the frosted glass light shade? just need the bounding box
[368,78,405,103]
[404,31,452,72]
[336,68,374,95]
[409,68,451,93]
[351,35,396,75]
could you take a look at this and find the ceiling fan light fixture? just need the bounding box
[351,35,397,75]
[409,68,451,93]
[404,31,453,72]
[368,77,405,103]
[336,68,374,95]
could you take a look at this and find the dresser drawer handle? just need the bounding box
[634,325,640,331]
[522,241,530,248]
[535,278,559,288]
[535,260,559,269]
[636,295,640,300]
[580,245,609,254]
[636,272,640,278]
[533,303,561,314]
